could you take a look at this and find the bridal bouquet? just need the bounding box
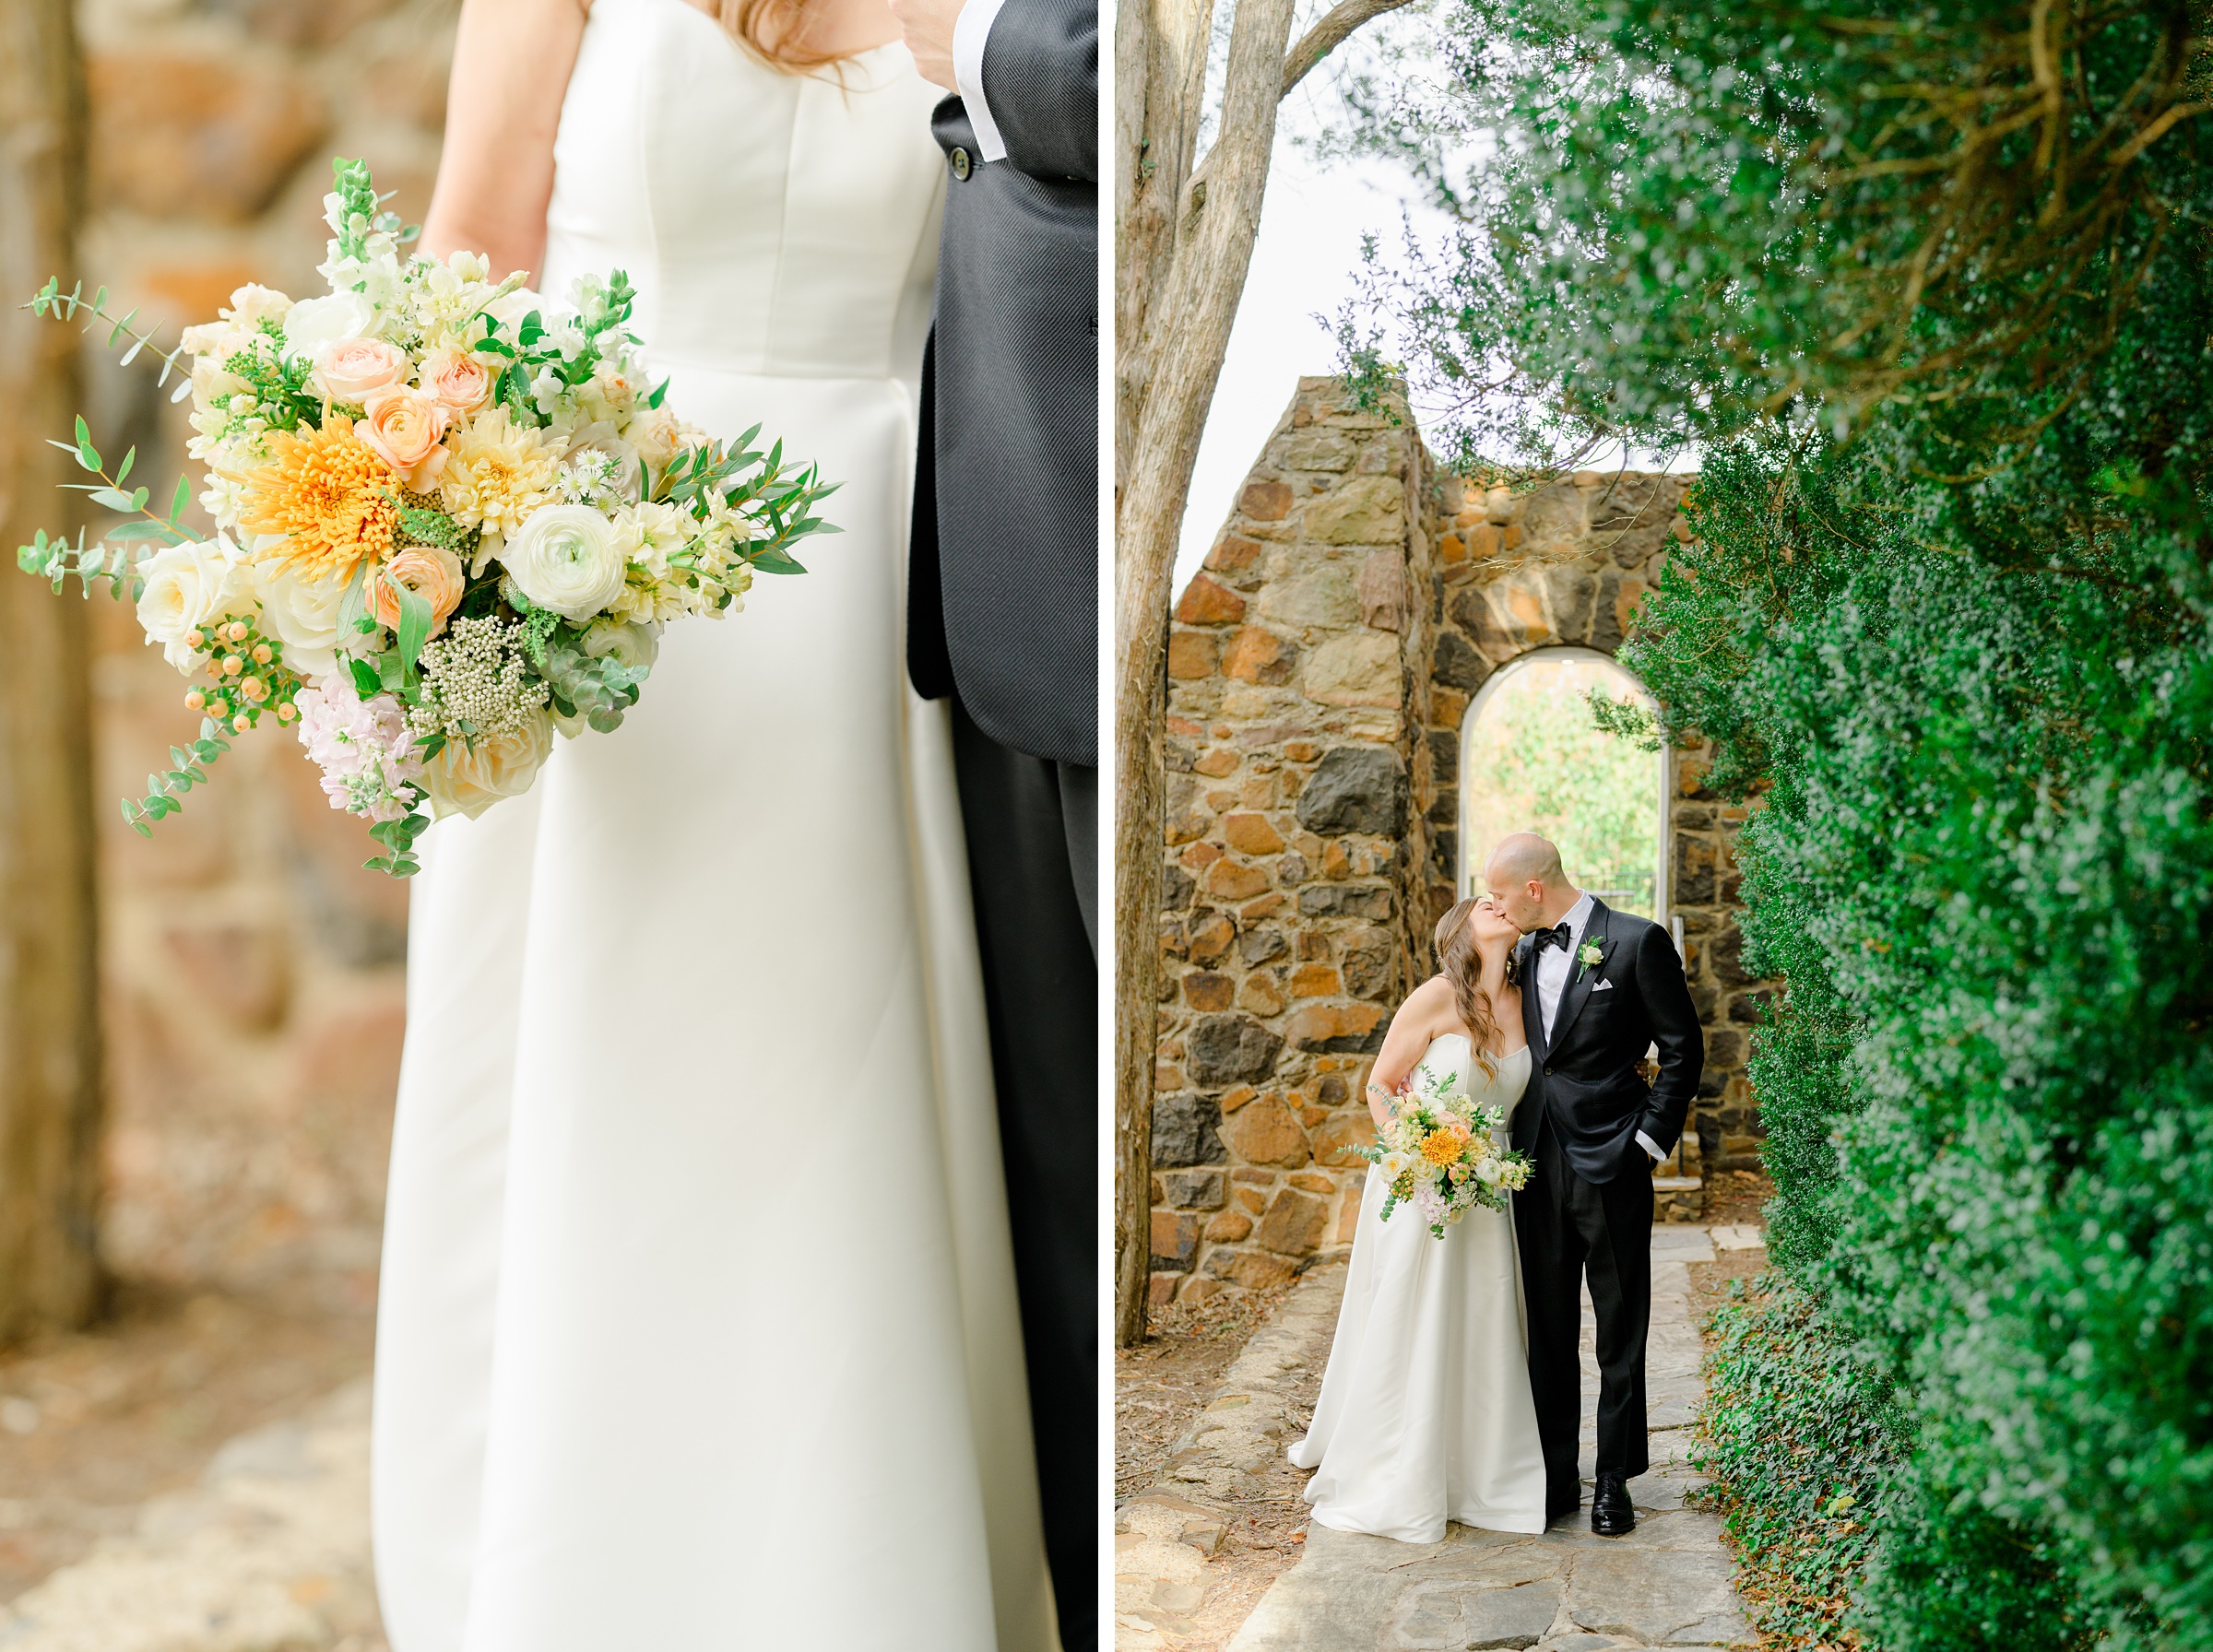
[16,159,832,876]
[1360,1065,1533,1238]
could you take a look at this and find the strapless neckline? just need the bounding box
[1426,1032,1531,1066]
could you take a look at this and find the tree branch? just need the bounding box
[1280,0,1414,100]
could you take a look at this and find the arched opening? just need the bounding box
[1457,647,1669,921]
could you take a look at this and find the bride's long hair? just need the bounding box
[697,0,852,73]
[1434,896,1520,1079]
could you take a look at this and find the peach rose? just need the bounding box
[359,386,451,491]
[421,346,495,418]
[315,338,409,406]
[369,543,467,636]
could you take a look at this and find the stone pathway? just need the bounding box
[1126,1222,1763,1652]
[0,1380,382,1652]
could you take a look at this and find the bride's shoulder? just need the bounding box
[1402,974,1454,1014]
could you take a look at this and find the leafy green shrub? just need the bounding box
[1696,1277,1906,1650]
[1332,0,2213,1640]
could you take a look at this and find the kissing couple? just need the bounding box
[1286,832,1704,1540]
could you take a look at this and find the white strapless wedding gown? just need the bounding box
[369,5,1054,1648]
[1287,1037,1548,1541]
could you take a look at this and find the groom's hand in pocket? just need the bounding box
[890,0,963,89]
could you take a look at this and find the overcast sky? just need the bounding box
[1172,148,1428,596]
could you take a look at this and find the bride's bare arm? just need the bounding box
[420,0,590,282]
[1364,976,1452,1127]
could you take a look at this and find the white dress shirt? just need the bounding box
[1533,891,1667,1164]
[952,0,1012,162]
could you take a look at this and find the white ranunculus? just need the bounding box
[500,503,628,620]
[422,707,554,820]
[281,289,376,361]
[136,537,253,669]
[581,619,660,670]
[250,563,350,680]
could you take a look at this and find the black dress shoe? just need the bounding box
[1545,1493,1580,1526]
[1591,1469,1635,1536]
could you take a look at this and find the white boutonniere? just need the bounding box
[1575,939,1604,982]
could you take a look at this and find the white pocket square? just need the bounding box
[1592,978,1615,992]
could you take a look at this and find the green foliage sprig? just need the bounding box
[122,719,231,836]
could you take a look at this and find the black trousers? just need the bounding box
[1513,1113,1652,1512]
[949,698,1096,1651]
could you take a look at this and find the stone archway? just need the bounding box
[1148,379,1768,1311]
[1453,644,1669,916]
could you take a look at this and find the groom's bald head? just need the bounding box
[1484,832,1577,930]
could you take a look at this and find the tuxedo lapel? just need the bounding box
[1518,934,1546,1058]
[1548,899,1613,1052]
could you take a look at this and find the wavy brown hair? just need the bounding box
[696,0,850,74]
[1433,896,1521,1078]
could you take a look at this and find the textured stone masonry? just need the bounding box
[61,0,459,1304]
[1153,380,1774,1309]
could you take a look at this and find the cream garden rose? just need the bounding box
[315,338,409,405]
[421,705,554,820]
[136,537,253,668]
[500,502,628,620]
[420,346,494,417]
[249,562,349,678]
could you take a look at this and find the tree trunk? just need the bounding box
[1112,0,1301,1346]
[0,0,104,1344]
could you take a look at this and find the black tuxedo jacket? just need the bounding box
[907,0,1097,768]
[1511,900,1703,1183]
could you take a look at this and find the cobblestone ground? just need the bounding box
[1121,1223,1767,1652]
[0,1379,383,1652]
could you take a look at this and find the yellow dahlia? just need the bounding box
[237,416,399,584]
[439,407,561,543]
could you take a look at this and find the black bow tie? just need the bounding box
[1533,923,1572,953]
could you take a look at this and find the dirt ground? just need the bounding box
[1117,1279,1331,1650]
[0,1280,375,1605]
[1686,1168,1777,1329]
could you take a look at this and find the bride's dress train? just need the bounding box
[368,3,1055,1647]
[1288,1035,1548,1542]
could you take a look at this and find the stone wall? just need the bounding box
[1424,470,1769,1177]
[66,0,456,1305]
[1150,379,1772,1308]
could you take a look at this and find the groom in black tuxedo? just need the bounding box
[887,0,1096,1641]
[1486,832,1702,1536]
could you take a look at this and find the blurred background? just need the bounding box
[0,0,456,1639]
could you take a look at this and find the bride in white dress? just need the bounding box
[1288,896,1550,1542]
[367,1,1054,1647]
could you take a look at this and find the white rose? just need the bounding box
[500,503,628,620]
[624,406,685,473]
[281,289,376,361]
[422,707,554,820]
[482,286,546,329]
[1475,1158,1505,1186]
[250,563,350,680]
[136,537,253,670]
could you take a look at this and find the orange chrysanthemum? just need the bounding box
[238,416,400,583]
[1420,1130,1462,1167]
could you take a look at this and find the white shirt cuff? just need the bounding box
[1637,1130,1666,1163]
[952,0,1011,163]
